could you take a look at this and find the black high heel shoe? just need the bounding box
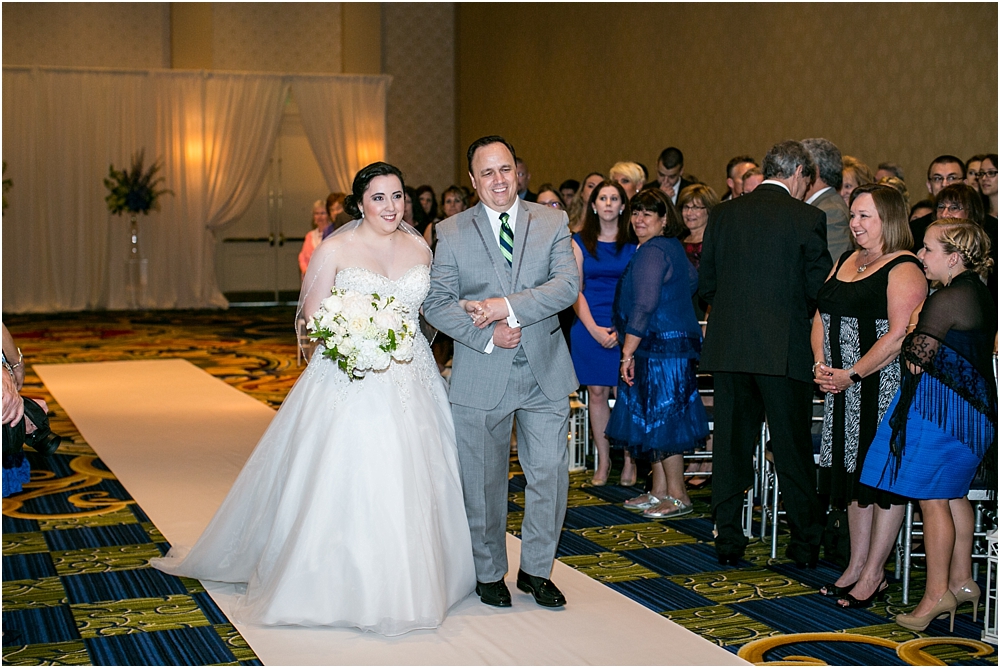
[837,579,887,609]
[819,580,857,597]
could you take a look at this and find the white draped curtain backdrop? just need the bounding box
[2,67,390,313]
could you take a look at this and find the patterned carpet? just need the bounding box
[3,308,997,666]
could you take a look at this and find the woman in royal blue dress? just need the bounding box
[606,189,710,518]
[860,218,996,632]
[570,180,637,485]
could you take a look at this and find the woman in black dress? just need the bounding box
[811,184,927,607]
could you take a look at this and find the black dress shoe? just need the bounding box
[516,569,566,607]
[716,552,742,566]
[786,545,820,569]
[475,579,512,607]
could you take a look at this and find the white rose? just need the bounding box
[371,348,391,371]
[321,293,344,315]
[347,316,370,336]
[373,309,402,332]
[392,337,413,361]
[342,293,376,319]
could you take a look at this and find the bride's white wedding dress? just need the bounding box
[152,264,476,635]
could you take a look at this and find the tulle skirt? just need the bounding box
[151,347,476,635]
[606,352,709,461]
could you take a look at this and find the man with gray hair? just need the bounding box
[803,138,851,259]
[699,139,831,568]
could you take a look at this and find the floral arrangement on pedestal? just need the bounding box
[104,150,172,309]
[103,149,171,216]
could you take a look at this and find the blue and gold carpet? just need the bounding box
[3,309,996,665]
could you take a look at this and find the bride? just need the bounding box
[151,162,476,635]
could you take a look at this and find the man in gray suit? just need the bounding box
[802,138,852,260]
[423,135,579,608]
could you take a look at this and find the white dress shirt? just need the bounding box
[760,179,791,195]
[481,202,521,353]
[805,185,832,205]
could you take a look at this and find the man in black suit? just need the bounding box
[515,157,537,202]
[655,146,696,205]
[699,140,832,567]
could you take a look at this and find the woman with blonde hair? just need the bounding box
[568,172,604,233]
[609,162,645,200]
[860,218,996,630]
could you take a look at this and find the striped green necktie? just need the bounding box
[499,212,513,266]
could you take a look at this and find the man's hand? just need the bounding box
[2,370,24,426]
[492,321,521,349]
[468,297,511,328]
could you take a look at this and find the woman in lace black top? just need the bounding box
[810,184,927,608]
[861,219,996,632]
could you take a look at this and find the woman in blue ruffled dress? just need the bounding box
[860,218,996,632]
[606,189,709,518]
[570,180,637,485]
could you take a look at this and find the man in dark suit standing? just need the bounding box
[699,140,832,567]
[655,146,696,205]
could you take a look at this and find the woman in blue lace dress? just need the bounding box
[570,180,637,485]
[606,189,709,518]
[861,219,996,632]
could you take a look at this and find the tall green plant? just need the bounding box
[104,150,172,215]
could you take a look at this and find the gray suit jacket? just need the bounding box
[811,187,852,261]
[423,200,579,410]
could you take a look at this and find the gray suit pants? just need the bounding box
[451,348,570,582]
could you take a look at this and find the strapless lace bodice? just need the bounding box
[335,265,430,313]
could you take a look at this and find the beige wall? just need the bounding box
[383,3,457,194]
[457,3,998,198]
[3,3,170,68]
[212,3,341,73]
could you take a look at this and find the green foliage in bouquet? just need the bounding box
[104,150,172,215]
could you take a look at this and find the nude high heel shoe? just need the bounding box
[895,590,958,632]
[953,580,981,622]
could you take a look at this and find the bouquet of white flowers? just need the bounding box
[307,287,416,379]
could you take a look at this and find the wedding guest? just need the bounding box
[932,182,997,301]
[441,185,468,218]
[677,184,719,319]
[841,156,875,205]
[965,154,987,192]
[861,219,996,631]
[699,139,829,567]
[608,189,709,518]
[516,157,536,201]
[568,172,605,233]
[298,199,333,276]
[610,162,645,200]
[536,184,567,210]
[741,167,764,194]
[910,199,934,222]
[559,179,579,206]
[722,155,758,201]
[655,147,696,205]
[878,176,909,206]
[570,180,637,486]
[327,192,352,231]
[415,185,440,224]
[875,162,905,183]
[406,187,431,234]
[810,184,927,608]
[980,154,998,218]
[803,138,851,260]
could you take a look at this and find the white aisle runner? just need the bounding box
[35,359,746,666]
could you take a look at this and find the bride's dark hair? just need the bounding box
[343,162,406,218]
